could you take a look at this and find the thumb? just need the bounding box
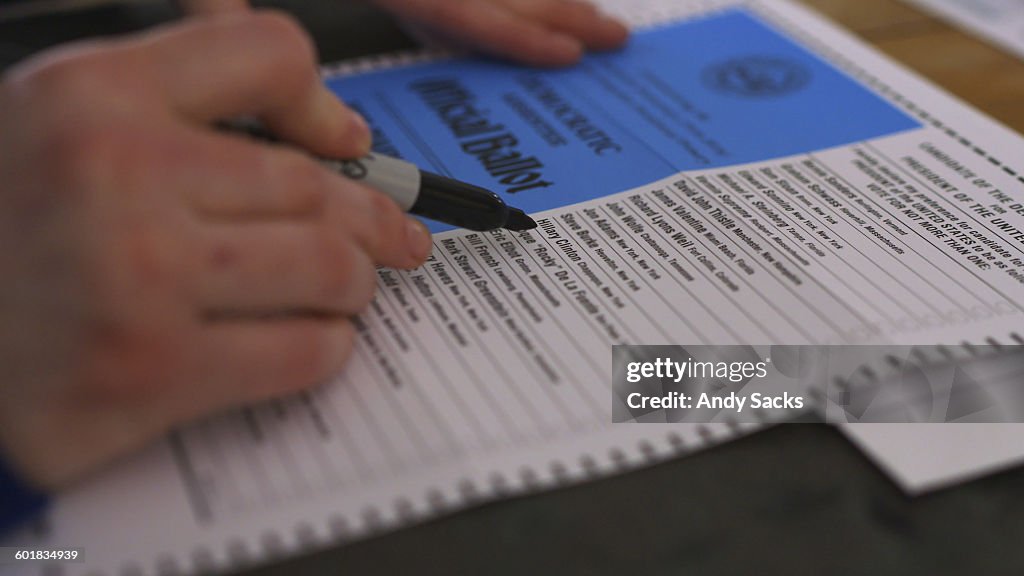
[178,0,250,16]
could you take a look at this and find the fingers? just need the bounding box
[377,0,628,67]
[177,0,249,16]
[189,318,356,413]
[193,207,429,306]
[171,127,432,260]
[195,222,377,316]
[508,0,629,52]
[193,208,429,316]
[141,11,370,158]
[176,132,331,219]
[444,1,584,67]
[384,0,582,66]
[319,175,434,272]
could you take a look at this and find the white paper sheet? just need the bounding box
[844,424,1024,493]
[5,1,1024,574]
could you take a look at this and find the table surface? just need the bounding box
[2,1,1023,575]
[807,0,1024,132]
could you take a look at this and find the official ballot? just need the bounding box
[6,1,1024,574]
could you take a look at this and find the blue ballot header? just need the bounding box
[327,9,920,231]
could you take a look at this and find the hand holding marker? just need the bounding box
[227,120,537,232]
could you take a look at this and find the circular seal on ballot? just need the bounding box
[702,56,811,97]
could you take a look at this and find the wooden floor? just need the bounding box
[802,0,1024,133]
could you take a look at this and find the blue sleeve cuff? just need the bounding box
[0,453,48,535]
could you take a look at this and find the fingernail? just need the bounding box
[405,217,432,263]
[550,35,584,64]
[604,15,630,38]
[350,112,372,155]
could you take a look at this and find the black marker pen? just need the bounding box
[324,154,537,232]
[223,121,536,232]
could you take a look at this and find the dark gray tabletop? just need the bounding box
[3,3,1022,575]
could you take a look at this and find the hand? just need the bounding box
[0,11,432,490]
[181,0,629,67]
[372,0,630,66]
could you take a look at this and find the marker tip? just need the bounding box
[504,208,537,231]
